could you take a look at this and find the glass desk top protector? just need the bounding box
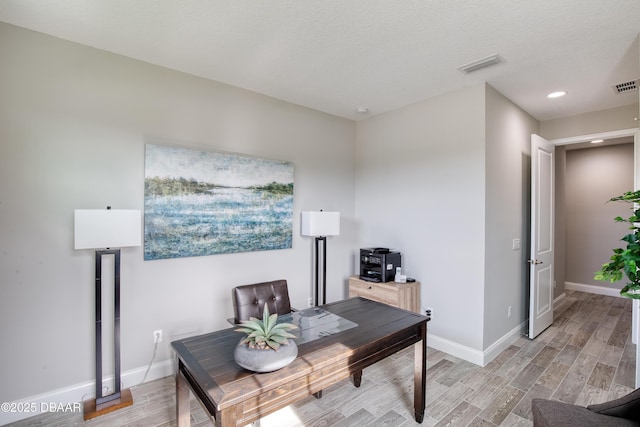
[278,307,358,344]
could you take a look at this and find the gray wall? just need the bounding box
[355,84,487,351]
[355,83,539,357]
[554,146,567,298]
[484,85,539,348]
[0,22,357,405]
[565,143,634,289]
[540,104,639,140]
[540,103,639,298]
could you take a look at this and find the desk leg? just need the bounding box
[352,370,362,387]
[176,367,191,427]
[414,323,427,423]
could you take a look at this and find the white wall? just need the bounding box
[355,84,487,353]
[0,22,356,414]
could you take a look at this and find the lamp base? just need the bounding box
[83,388,133,420]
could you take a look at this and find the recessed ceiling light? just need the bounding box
[591,139,604,144]
[547,91,567,99]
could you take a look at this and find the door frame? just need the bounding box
[550,126,639,387]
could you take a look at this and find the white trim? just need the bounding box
[430,292,569,368]
[427,333,485,366]
[427,320,526,367]
[554,292,567,310]
[551,128,639,146]
[632,129,639,388]
[0,359,174,425]
[635,299,640,388]
[481,321,528,366]
[565,281,623,298]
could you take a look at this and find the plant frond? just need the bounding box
[265,340,281,351]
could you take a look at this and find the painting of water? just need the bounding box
[144,144,294,260]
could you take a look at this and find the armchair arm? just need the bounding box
[587,388,640,421]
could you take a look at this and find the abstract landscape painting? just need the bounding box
[144,144,294,260]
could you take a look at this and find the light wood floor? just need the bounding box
[10,291,636,427]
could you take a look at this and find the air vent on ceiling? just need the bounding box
[613,79,638,94]
[457,54,503,74]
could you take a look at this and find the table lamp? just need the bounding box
[301,211,340,306]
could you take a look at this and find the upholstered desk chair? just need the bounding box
[230,279,362,399]
[231,279,293,324]
[532,387,640,426]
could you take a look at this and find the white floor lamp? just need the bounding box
[301,211,340,306]
[74,207,141,420]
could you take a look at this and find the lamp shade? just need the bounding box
[74,209,142,249]
[301,211,340,237]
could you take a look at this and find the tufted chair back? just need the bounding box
[232,279,292,324]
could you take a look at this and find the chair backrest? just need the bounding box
[232,279,292,324]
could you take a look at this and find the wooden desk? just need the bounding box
[172,297,428,426]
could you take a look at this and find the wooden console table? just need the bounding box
[348,275,421,313]
[172,297,428,426]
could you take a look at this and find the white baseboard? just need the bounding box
[565,281,623,298]
[481,321,528,365]
[403,287,611,370]
[427,333,485,366]
[554,292,566,309]
[427,320,526,367]
[0,359,174,426]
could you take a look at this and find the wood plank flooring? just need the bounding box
[10,291,636,427]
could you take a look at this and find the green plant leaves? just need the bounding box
[235,303,297,350]
[620,285,640,299]
[594,190,640,299]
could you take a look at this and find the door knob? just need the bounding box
[528,259,543,265]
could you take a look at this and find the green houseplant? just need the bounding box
[594,190,640,299]
[234,303,298,372]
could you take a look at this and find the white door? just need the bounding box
[529,134,555,339]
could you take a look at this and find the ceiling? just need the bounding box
[0,0,639,122]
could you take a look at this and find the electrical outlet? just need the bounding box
[507,306,512,318]
[153,329,163,343]
[308,297,313,307]
[425,307,433,320]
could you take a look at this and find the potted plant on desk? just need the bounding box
[594,190,640,299]
[234,303,298,372]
